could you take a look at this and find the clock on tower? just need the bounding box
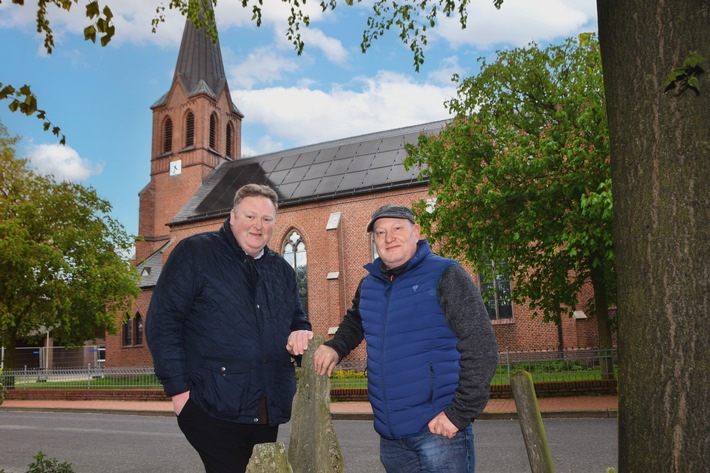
[169,159,182,176]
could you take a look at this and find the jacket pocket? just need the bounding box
[198,357,255,419]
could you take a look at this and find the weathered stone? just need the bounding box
[288,335,344,473]
[246,442,293,473]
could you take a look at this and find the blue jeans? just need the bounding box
[379,424,475,473]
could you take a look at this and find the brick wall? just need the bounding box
[109,185,610,367]
[110,41,608,367]
[105,289,154,367]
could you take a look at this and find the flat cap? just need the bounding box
[366,204,416,232]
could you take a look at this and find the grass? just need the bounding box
[330,362,615,389]
[330,369,368,389]
[5,360,616,391]
[491,360,617,385]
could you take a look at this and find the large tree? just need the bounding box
[597,2,709,471]
[0,123,140,372]
[3,0,709,469]
[405,35,615,362]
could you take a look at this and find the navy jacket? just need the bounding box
[145,218,311,425]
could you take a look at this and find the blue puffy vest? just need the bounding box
[360,240,461,439]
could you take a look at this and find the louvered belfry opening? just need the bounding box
[186,111,195,147]
[226,123,233,158]
[209,113,217,150]
[163,118,173,153]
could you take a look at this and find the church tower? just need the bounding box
[136,5,242,262]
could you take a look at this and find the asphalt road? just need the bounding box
[0,411,617,473]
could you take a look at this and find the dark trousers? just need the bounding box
[177,399,279,473]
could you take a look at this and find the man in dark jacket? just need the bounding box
[313,204,498,473]
[146,184,313,473]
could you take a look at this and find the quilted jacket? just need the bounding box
[145,218,311,425]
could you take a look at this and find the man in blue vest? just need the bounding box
[314,204,498,473]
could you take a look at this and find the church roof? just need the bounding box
[170,119,448,225]
[151,7,241,116]
[135,240,172,288]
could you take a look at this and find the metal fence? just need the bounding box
[1,366,161,390]
[1,348,617,391]
[494,347,617,384]
[329,347,618,389]
[4,346,105,371]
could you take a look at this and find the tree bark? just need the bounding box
[590,265,613,379]
[597,1,710,471]
[1,325,18,388]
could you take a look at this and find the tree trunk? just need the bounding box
[555,306,564,353]
[1,326,19,388]
[597,1,710,471]
[590,265,613,380]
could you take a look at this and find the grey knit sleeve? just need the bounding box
[323,279,366,362]
[438,264,499,429]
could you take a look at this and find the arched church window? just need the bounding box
[185,111,195,148]
[122,318,133,346]
[283,229,308,314]
[122,313,144,346]
[163,118,173,153]
[479,260,514,320]
[226,123,234,158]
[209,113,217,150]
[134,314,144,345]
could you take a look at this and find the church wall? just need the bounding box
[106,288,155,367]
[107,10,609,369]
[109,185,605,367]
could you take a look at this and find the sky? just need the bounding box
[0,0,598,243]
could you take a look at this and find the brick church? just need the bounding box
[104,12,603,367]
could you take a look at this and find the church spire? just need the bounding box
[139,0,243,263]
[173,4,226,100]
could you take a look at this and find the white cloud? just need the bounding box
[217,0,326,28]
[234,70,455,154]
[228,47,303,90]
[427,55,465,85]
[298,28,349,64]
[241,134,289,158]
[436,0,597,49]
[0,2,37,29]
[26,143,103,182]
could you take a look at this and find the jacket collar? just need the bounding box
[365,239,431,281]
[218,217,270,260]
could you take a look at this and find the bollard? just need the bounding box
[510,370,555,473]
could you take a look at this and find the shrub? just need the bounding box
[0,452,75,473]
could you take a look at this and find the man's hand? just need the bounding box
[313,345,340,377]
[286,330,314,356]
[428,411,459,438]
[172,391,190,416]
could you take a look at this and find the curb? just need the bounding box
[1,405,617,420]
[478,409,618,420]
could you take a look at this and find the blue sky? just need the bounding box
[0,0,597,244]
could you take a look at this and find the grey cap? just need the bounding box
[366,204,416,232]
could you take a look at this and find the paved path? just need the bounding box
[1,395,617,419]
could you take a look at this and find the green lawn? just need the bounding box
[4,360,615,391]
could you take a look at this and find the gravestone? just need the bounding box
[288,335,344,473]
[246,442,292,473]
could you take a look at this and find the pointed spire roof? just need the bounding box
[174,9,225,98]
[152,3,241,115]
